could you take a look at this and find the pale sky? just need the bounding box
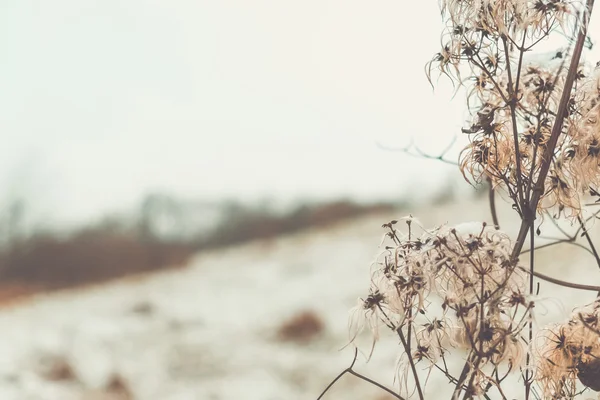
[1,1,596,226]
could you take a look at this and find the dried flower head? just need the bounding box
[350,219,528,394]
[536,299,600,397]
[428,0,596,218]
[458,58,594,217]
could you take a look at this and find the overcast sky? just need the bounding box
[1,1,597,226]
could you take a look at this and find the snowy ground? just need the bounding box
[0,197,598,399]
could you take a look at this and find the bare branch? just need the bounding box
[376,137,459,167]
[511,0,596,261]
[398,328,425,400]
[518,266,600,292]
[487,177,500,229]
[316,348,406,400]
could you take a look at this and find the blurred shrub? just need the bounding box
[0,198,396,296]
[0,230,193,288]
[201,200,395,249]
[104,374,133,400]
[36,353,77,382]
[277,310,325,343]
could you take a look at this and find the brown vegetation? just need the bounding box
[105,374,133,400]
[202,200,395,249]
[0,232,192,289]
[0,199,396,304]
[277,310,325,343]
[36,353,77,382]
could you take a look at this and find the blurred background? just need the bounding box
[0,0,469,302]
[0,1,599,400]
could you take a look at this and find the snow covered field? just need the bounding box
[0,197,598,399]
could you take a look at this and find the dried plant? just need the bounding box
[318,0,600,399]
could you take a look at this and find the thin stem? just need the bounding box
[511,0,595,261]
[398,328,424,400]
[577,215,600,296]
[487,177,500,229]
[502,34,526,206]
[376,138,459,166]
[462,35,511,104]
[545,210,573,239]
[521,238,594,256]
[574,208,600,236]
[316,348,406,400]
[347,370,405,399]
[518,265,600,292]
[577,215,600,269]
[316,359,355,400]
[525,223,534,400]
[462,357,484,400]
[452,353,474,400]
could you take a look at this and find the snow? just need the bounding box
[0,197,597,399]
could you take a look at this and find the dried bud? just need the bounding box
[578,358,600,391]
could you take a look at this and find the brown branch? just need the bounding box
[525,40,574,202]
[487,177,500,229]
[452,353,475,400]
[316,348,406,400]
[577,215,600,296]
[398,328,425,400]
[510,0,595,262]
[525,224,534,400]
[518,266,600,292]
[520,238,594,256]
[577,215,600,270]
[376,137,459,167]
[501,34,526,206]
